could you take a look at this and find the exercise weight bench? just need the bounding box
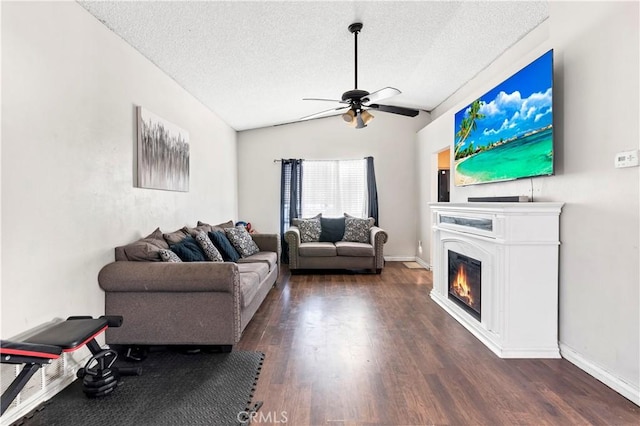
[1,316,141,416]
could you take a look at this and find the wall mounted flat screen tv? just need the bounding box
[453,50,553,186]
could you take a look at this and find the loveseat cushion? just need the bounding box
[299,242,337,257]
[335,241,375,257]
[237,252,278,271]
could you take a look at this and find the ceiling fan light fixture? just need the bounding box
[342,109,355,123]
[361,109,374,125]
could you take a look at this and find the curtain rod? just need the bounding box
[273,157,371,163]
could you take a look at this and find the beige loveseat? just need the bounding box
[98,222,279,349]
[285,219,388,273]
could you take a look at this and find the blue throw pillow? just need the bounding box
[169,236,208,262]
[319,217,346,243]
[208,230,241,262]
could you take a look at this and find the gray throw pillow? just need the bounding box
[194,231,223,262]
[159,249,182,263]
[342,217,373,243]
[298,218,322,243]
[225,226,260,258]
[120,228,169,261]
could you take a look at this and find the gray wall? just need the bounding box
[417,1,639,403]
[1,2,239,339]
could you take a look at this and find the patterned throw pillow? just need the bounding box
[342,217,374,243]
[298,218,322,243]
[194,231,223,262]
[225,226,260,258]
[159,249,182,263]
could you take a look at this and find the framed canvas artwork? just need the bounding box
[137,107,189,192]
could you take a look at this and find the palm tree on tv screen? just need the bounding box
[455,99,485,158]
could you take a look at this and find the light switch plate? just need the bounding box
[614,150,639,168]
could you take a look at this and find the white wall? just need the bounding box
[1,2,238,339]
[417,1,639,404]
[238,112,430,259]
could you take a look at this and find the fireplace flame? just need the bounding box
[452,264,474,306]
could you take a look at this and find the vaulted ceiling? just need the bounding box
[79,1,548,131]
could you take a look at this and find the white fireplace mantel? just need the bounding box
[429,202,564,358]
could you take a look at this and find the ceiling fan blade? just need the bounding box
[300,105,350,121]
[303,97,348,104]
[367,103,420,117]
[362,87,401,104]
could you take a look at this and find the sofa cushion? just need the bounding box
[158,249,182,262]
[299,242,337,257]
[163,227,190,245]
[117,228,169,261]
[342,216,374,243]
[194,231,223,262]
[237,251,278,272]
[225,226,260,258]
[319,217,346,243]
[335,241,375,257]
[196,220,234,233]
[237,262,269,283]
[169,236,208,262]
[239,271,260,308]
[208,230,241,262]
[298,218,322,243]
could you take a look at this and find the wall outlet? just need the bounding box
[614,150,639,168]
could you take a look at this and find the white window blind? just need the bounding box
[301,159,367,218]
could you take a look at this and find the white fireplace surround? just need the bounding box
[430,202,564,358]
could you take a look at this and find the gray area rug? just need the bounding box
[17,350,264,426]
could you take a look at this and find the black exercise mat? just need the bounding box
[17,350,264,426]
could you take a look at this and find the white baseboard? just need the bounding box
[383,256,431,270]
[560,342,640,406]
[384,256,416,262]
[414,257,431,270]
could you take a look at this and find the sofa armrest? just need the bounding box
[98,261,239,293]
[370,226,388,270]
[284,226,301,269]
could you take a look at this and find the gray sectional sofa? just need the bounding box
[98,221,279,348]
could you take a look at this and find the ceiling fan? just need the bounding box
[301,22,420,128]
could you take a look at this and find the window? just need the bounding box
[301,159,368,218]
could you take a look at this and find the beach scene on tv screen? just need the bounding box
[453,50,553,186]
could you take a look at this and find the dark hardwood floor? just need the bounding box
[236,262,639,425]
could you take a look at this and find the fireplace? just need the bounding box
[448,250,481,321]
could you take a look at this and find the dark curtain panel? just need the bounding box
[280,159,303,263]
[366,156,379,226]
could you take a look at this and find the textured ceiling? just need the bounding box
[78,1,548,131]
